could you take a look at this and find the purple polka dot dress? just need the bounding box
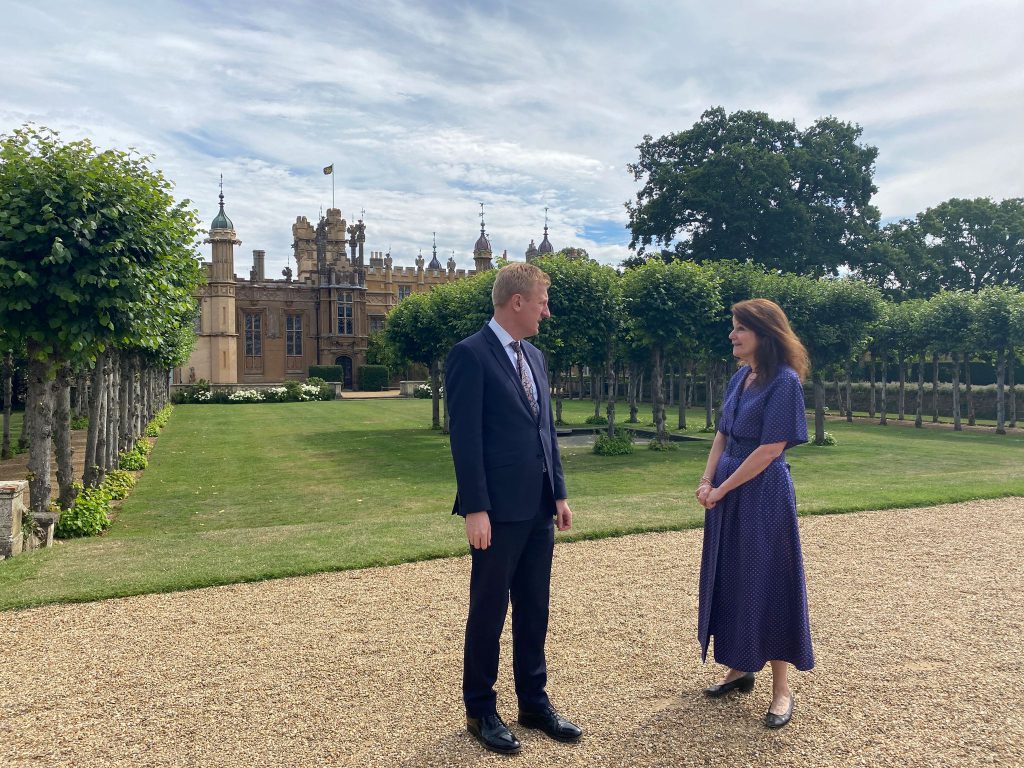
[697,365,815,672]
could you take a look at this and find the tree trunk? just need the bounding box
[430,360,441,429]
[897,355,906,421]
[1010,351,1017,428]
[554,370,564,425]
[54,365,77,510]
[996,349,1006,434]
[119,354,131,453]
[84,355,105,486]
[879,358,888,426]
[705,363,715,429]
[931,353,940,423]
[965,351,975,426]
[845,366,853,422]
[592,373,602,420]
[25,354,55,516]
[18,384,30,451]
[441,363,450,435]
[106,353,119,470]
[677,358,687,430]
[833,376,841,414]
[951,351,962,431]
[813,373,825,445]
[606,359,618,438]
[2,351,12,459]
[868,359,876,418]
[627,365,639,424]
[915,351,925,428]
[652,347,667,445]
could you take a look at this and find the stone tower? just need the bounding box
[473,204,493,272]
[205,185,239,384]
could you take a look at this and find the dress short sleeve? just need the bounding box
[759,368,809,448]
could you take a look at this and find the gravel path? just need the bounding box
[2,498,1022,767]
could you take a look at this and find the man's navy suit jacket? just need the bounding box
[446,324,567,522]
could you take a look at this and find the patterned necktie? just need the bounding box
[511,340,539,418]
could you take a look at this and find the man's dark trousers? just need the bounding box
[463,481,555,718]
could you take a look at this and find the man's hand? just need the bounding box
[465,511,491,550]
[555,499,572,531]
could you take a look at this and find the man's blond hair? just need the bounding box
[491,262,551,308]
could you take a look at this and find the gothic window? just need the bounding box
[369,315,385,333]
[286,314,303,356]
[398,285,412,300]
[338,292,354,335]
[193,308,202,334]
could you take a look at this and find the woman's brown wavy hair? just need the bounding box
[731,298,809,384]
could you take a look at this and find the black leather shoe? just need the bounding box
[765,694,794,729]
[518,706,583,743]
[704,672,755,698]
[467,714,521,754]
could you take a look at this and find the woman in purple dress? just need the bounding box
[695,298,813,730]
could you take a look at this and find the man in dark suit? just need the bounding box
[446,262,582,755]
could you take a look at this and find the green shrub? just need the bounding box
[813,431,838,446]
[55,483,112,538]
[593,430,634,455]
[309,365,345,382]
[413,383,433,399]
[150,404,173,429]
[102,469,136,500]
[118,445,149,470]
[173,380,211,404]
[70,415,89,430]
[584,415,609,425]
[647,439,677,451]
[357,365,389,391]
[306,376,327,386]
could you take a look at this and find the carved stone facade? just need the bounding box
[175,201,494,388]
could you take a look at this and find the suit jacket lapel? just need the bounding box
[481,324,535,416]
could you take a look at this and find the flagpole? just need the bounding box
[332,163,335,210]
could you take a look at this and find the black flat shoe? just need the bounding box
[704,672,755,698]
[467,713,522,754]
[765,694,794,729]
[518,706,583,743]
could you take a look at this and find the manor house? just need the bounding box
[173,193,556,388]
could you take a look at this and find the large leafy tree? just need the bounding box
[919,197,1024,291]
[927,290,978,431]
[626,107,879,276]
[0,125,202,511]
[856,220,942,299]
[973,286,1024,433]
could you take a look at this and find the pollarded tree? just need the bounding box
[928,290,978,431]
[533,255,621,431]
[886,299,927,421]
[0,125,202,512]
[972,286,1024,434]
[758,273,882,444]
[621,259,721,446]
[627,107,879,276]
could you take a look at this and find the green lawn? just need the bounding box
[2,398,1024,611]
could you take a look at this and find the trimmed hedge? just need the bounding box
[309,365,345,382]
[357,365,389,391]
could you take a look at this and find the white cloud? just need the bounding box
[1,0,1022,278]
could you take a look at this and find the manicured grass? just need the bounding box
[2,398,1024,611]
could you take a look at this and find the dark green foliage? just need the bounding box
[627,107,879,277]
[593,430,634,455]
[70,415,89,430]
[357,365,389,391]
[54,483,112,538]
[309,365,344,382]
[813,431,838,446]
[584,415,609,425]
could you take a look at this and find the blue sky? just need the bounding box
[2,0,1022,278]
